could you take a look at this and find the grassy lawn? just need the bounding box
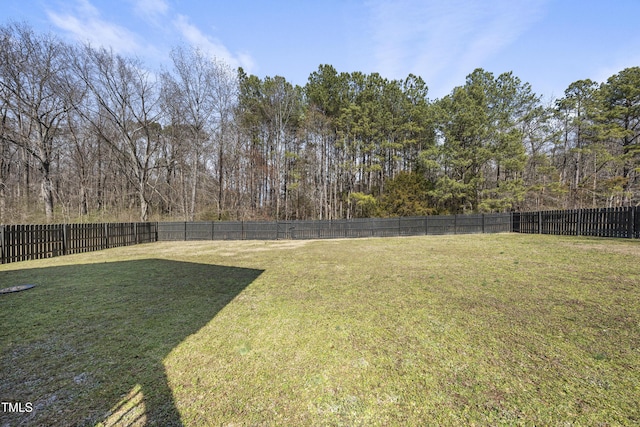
[1,234,639,426]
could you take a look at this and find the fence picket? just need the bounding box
[0,225,4,264]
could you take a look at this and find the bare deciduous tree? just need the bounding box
[161,46,238,220]
[71,45,162,221]
[0,23,72,222]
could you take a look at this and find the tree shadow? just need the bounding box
[0,259,263,426]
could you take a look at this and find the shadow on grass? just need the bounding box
[0,259,263,426]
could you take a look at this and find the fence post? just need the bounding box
[628,206,634,239]
[537,211,542,234]
[0,225,4,264]
[62,224,68,256]
[482,214,486,234]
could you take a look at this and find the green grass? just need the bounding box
[1,234,639,426]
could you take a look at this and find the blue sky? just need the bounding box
[2,0,639,100]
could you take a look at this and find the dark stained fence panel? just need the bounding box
[213,221,244,240]
[243,221,278,240]
[456,214,483,234]
[512,207,638,239]
[289,220,331,239]
[426,216,456,235]
[399,217,427,236]
[157,222,187,241]
[326,220,349,238]
[156,213,513,242]
[0,222,156,264]
[137,222,157,243]
[485,213,512,233]
[186,222,213,240]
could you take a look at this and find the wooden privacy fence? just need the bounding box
[512,207,640,238]
[3,208,636,264]
[157,213,513,241]
[0,222,157,264]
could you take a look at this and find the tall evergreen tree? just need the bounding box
[599,67,640,205]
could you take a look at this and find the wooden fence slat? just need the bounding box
[0,225,4,264]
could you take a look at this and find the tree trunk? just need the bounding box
[139,191,149,222]
[190,159,197,221]
[218,140,224,220]
[41,170,54,222]
[0,176,5,222]
[80,184,88,216]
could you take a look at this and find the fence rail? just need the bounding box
[512,207,640,239]
[0,222,157,264]
[157,213,513,241]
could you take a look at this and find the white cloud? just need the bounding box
[130,0,169,23]
[45,0,255,74]
[366,0,548,98]
[236,51,256,74]
[173,14,255,72]
[46,0,143,54]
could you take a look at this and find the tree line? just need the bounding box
[1,22,638,223]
